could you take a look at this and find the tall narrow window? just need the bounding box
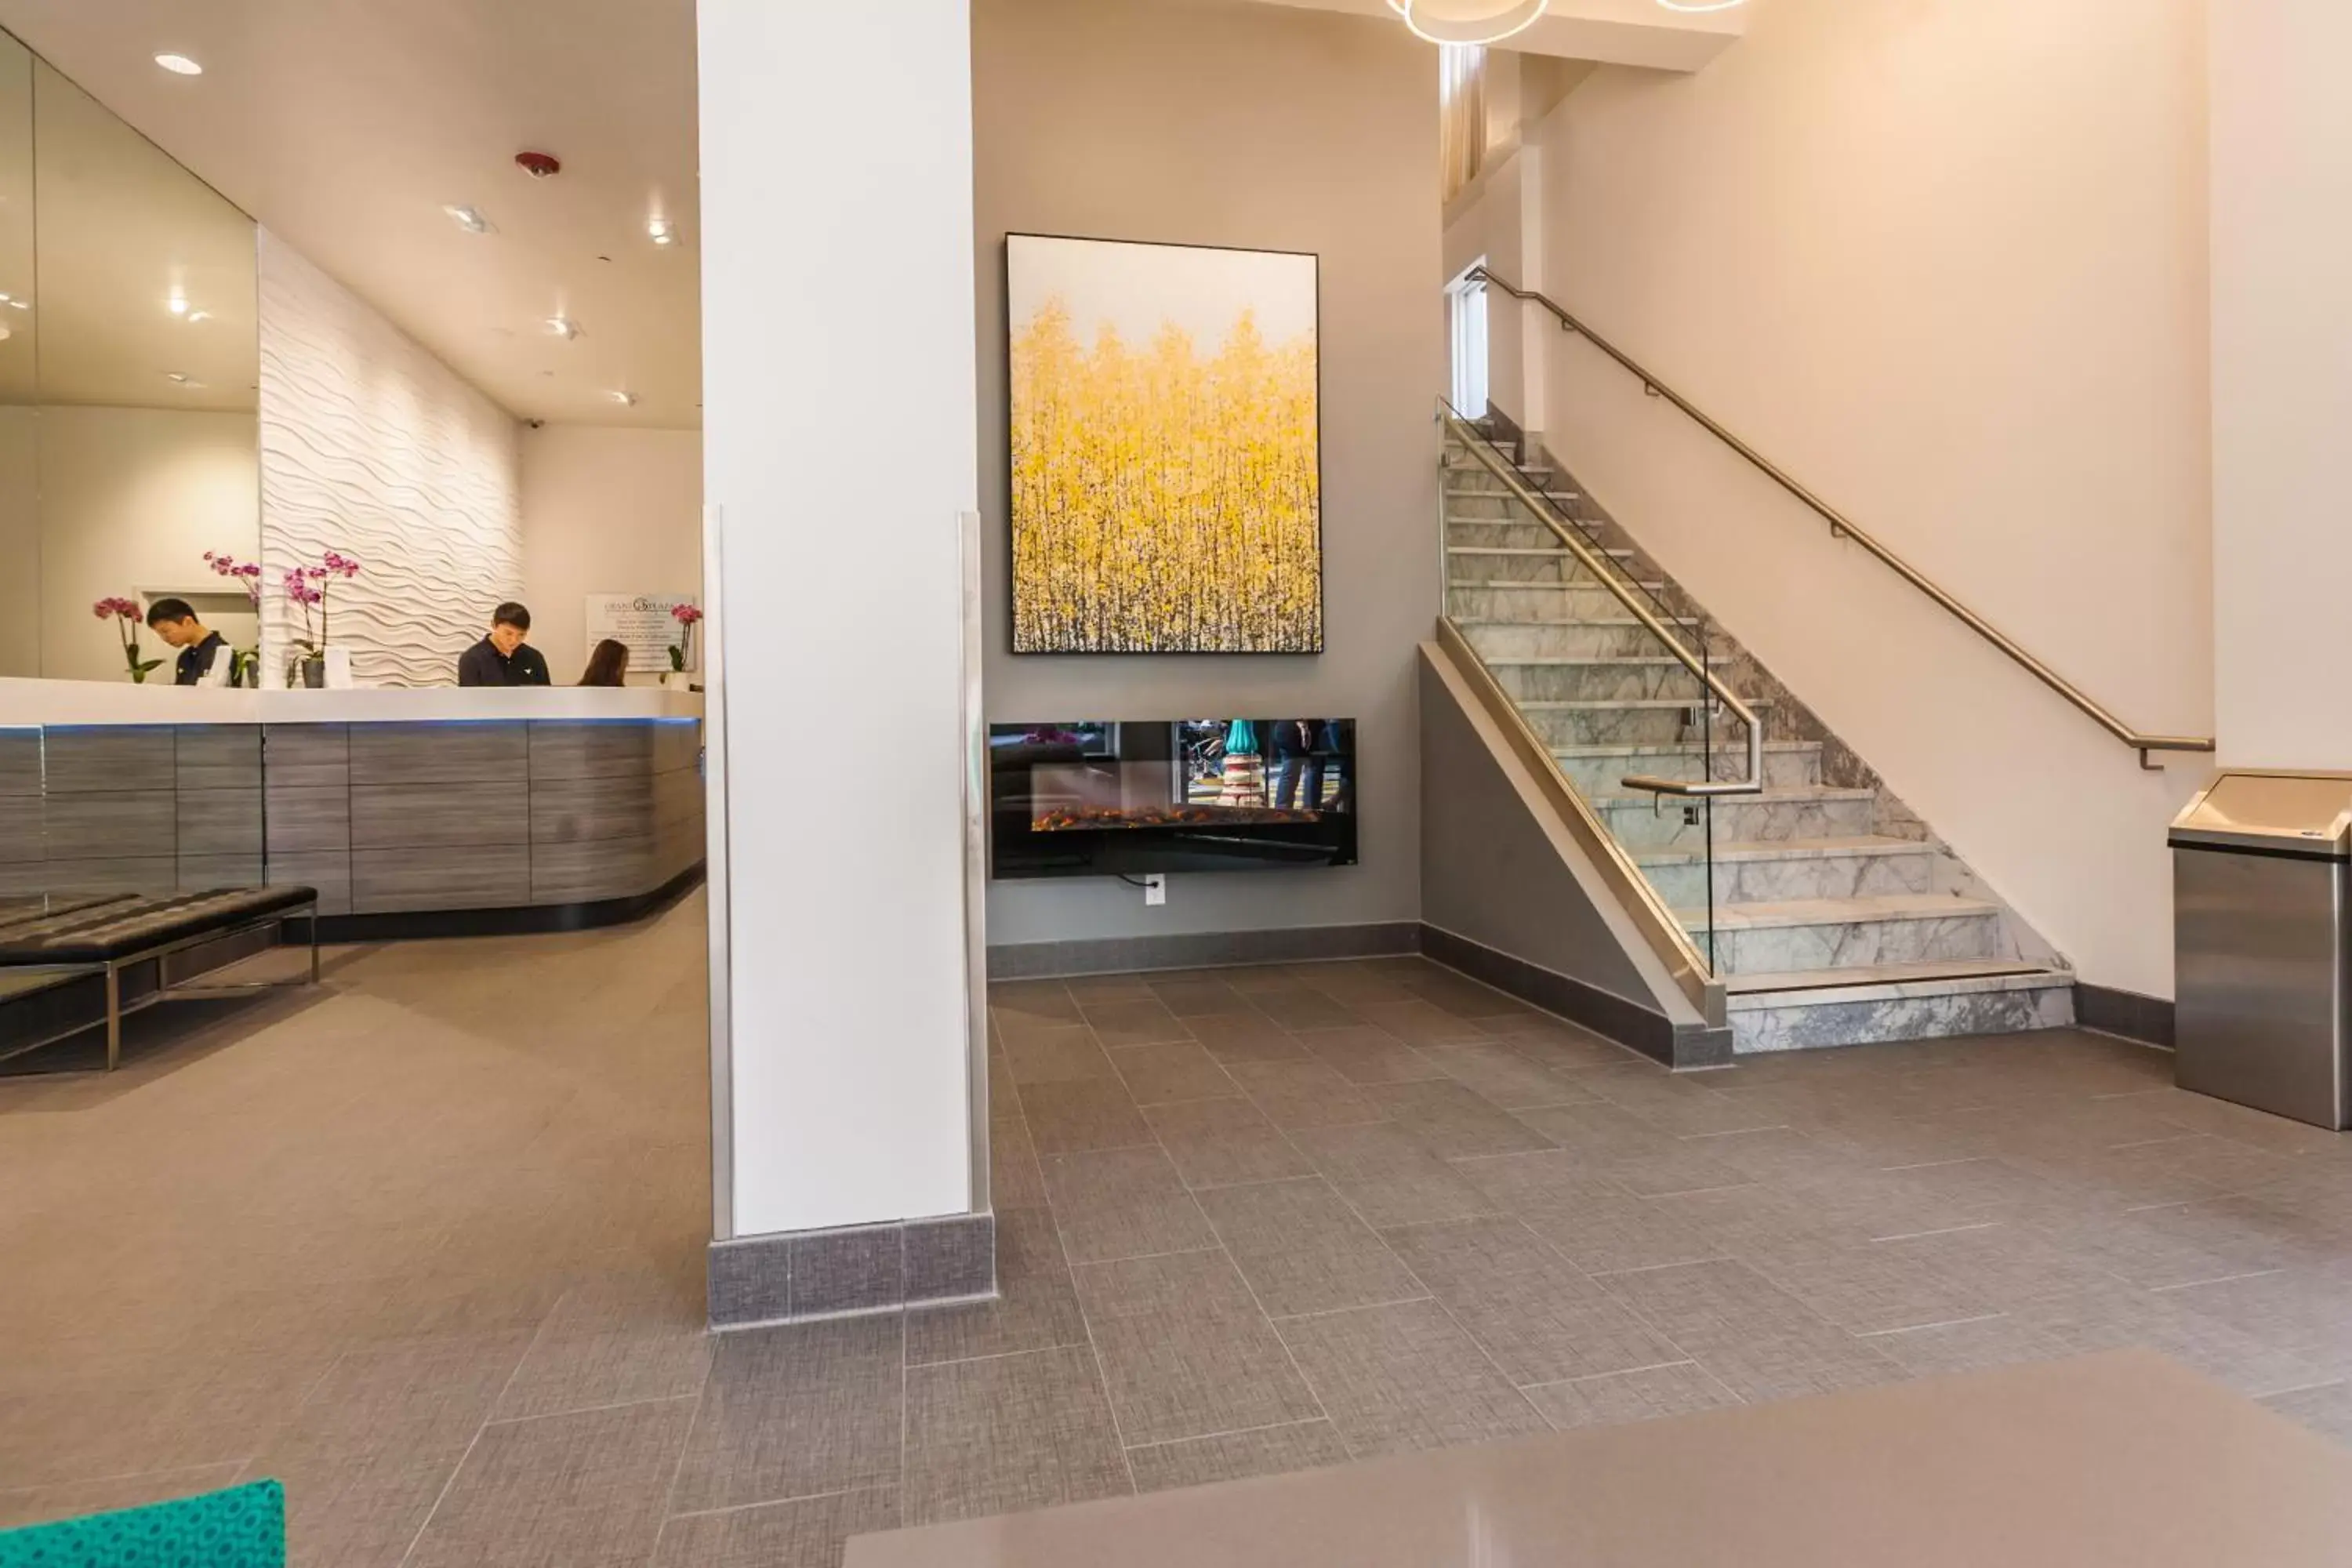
[1439,44,1487,202]
[1450,263,1490,419]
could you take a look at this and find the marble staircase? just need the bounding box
[1442,427,2074,1053]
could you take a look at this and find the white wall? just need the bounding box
[1515,0,2211,998]
[974,0,1441,949]
[520,424,702,683]
[30,405,260,683]
[258,228,521,688]
[2210,1,2352,771]
[701,0,977,1237]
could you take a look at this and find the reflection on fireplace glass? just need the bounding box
[989,718,1357,879]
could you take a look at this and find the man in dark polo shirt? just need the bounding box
[146,597,237,686]
[456,601,551,687]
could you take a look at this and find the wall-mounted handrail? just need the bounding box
[1467,267,2216,771]
[1440,400,1762,800]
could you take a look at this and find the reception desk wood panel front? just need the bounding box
[0,697,703,934]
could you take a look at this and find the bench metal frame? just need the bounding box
[0,899,321,1073]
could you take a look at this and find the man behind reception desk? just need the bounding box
[456,601,553,687]
[146,598,237,686]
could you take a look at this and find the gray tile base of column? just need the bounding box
[707,1212,995,1329]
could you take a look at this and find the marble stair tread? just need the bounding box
[1446,545,1637,558]
[1441,486,1583,503]
[1722,958,2073,1005]
[1485,655,1697,670]
[1675,892,2003,932]
[1450,578,1668,594]
[1463,616,1703,630]
[1630,833,1923,867]
[1584,779,1849,804]
[1519,697,1777,714]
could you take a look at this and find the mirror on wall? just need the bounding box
[0,33,260,682]
[0,33,37,677]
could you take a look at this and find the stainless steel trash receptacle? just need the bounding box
[2169,773,2352,1131]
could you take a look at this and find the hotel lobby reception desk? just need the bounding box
[0,687,705,936]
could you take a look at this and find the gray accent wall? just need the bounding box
[972,0,1442,948]
[1417,646,1699,1039]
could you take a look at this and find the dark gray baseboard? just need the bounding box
[2075,982,2176,1050]
[987,921,1421,980]
[708,1212,994,1329]
[1416,923,1729,1068]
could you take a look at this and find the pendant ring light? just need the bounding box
[1388,0,1550,47]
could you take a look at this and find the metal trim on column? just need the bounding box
[702,501,736,1242]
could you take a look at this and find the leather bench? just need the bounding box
[0,887,320,1070]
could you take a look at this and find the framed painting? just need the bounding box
[1006,234,1322,654]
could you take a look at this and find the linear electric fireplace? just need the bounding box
[989,719,1358,880]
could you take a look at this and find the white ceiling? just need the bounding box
[0,0,701,429]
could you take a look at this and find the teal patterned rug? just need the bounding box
[0,1479,283,1567]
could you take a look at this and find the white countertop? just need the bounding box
[0,679,704,727]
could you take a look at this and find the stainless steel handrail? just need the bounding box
[1467,267,2216,771]
[1441,400,1763,800]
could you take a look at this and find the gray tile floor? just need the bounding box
[11,910,2352,1567]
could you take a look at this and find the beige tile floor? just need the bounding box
[9,903,2352,1568]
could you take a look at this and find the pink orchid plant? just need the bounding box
[201,551,267,685]
[93,596,162,683]
[668,601,702,673]
[281,549,362,686]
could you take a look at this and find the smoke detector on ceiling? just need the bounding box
[514,151,561,180]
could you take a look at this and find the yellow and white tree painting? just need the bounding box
[1008,235,1320,654]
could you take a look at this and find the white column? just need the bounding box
[2210,0,2352,769]
[699,0,978,1237]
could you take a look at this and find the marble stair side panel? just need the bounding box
[1486,659,1708,705]
[1446,582,1675,623]
[1444,546,1644,586]
[1461,619,1710,662]
[1700,897,2009,975]
[1589,787,1874,851]
[1637,837,1936,908]
[1552,742,1822,797]
[1730,973,2076,1053]
[1520,702,1733,750]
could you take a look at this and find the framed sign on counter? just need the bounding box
[585,593,698,673]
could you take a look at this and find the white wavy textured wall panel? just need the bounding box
[258,229,521,688]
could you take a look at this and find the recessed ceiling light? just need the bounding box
[6,299,28,310]
[1656,0,1745,9]
[442,205,492,235]
[647,216,676,247]
[543,314,581,339]
[608,390,637,407]
[186,310,212,324]
[0,325,11,342]
[154,53,203,75]
[167,295,189,316]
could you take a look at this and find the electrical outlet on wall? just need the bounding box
[1143,873,1167,907]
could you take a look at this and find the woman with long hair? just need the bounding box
[578,637,631,687]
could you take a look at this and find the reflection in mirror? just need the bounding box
[0,33,33,677]
[25,51,259,681]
